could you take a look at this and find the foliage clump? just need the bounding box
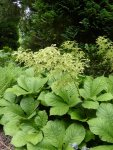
[0,64,22,96]
[13,41,88,78]
[96,36,113,72]
[84,36,113,76]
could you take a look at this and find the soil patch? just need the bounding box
[0,127,14,150]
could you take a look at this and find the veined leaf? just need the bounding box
[106,75,113,94]
[84,130,95,142]
[11,131,27,147]
[68,108,87,121]
[50,105,69,116]
[17,76,47,93]
[96,103,113,120]
[52,82,81,107]
[0,112,22,125]
[91,76,107,96]
[35,110,48,128]
[4,91,16,103]
[80,76,107,100]
[4,119,20,136]
[26,131,43,145]
[7,85,29,96]
[27,142,57,150]
[45,92,69,115]
[20,97,36,115]
[82,101,99,109]
[88,103,113,143]
[43,120,65,148]
[24,68,34,77]
[7,103,25,117]
[96,93,113,101]
[7,76,47,96]
[64,123,85,147]
[0,98,10,106]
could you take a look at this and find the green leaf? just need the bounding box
[26,131,43,145]
[0,98,10,106]
[17,76,47,93]
[20,97,36,115]
[4,119,20,136]
[90,145,113,150]
[38,91,48,106]
[64,123,85,147]
[35,110,48,128]
[96,93,113,101]
[7,103,25,117]
[82,101,99,109]
[88,103,113,143]
[96,103,113,119]
[68,108,87,121]
[27,142,57,150]
[11,131,27,147]
[0,107,7,115]
[84,130,95,142]
[91,76,107,96]
[0,112,22,125]
[79,77,93,99]
[80,76,107,99]
[45,93,69,115]
[7,76,47,96]
[43,120,65,148]
[50,105,69,116]
[106,75,113,94]
[24,68,35,77]
[52,82,81,107]
[4,91,16,103]
[7,85,28,96]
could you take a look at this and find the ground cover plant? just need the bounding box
[0,67,113,149]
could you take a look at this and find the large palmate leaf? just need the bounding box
[79,76,113,107]
[43,120,65,148]
[64,123,85,148]
[90,145,113,150]
[7,75,47,96]
[52,82,81,106]
[88,103,113,143]
[41,82,81,116]
[42,92,69,116]
[79,76,107,99]
[17,75,47,93]
[12,124,43,147]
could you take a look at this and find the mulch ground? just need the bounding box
[0,127,14,150]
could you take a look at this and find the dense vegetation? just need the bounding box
[1,0,113,150]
